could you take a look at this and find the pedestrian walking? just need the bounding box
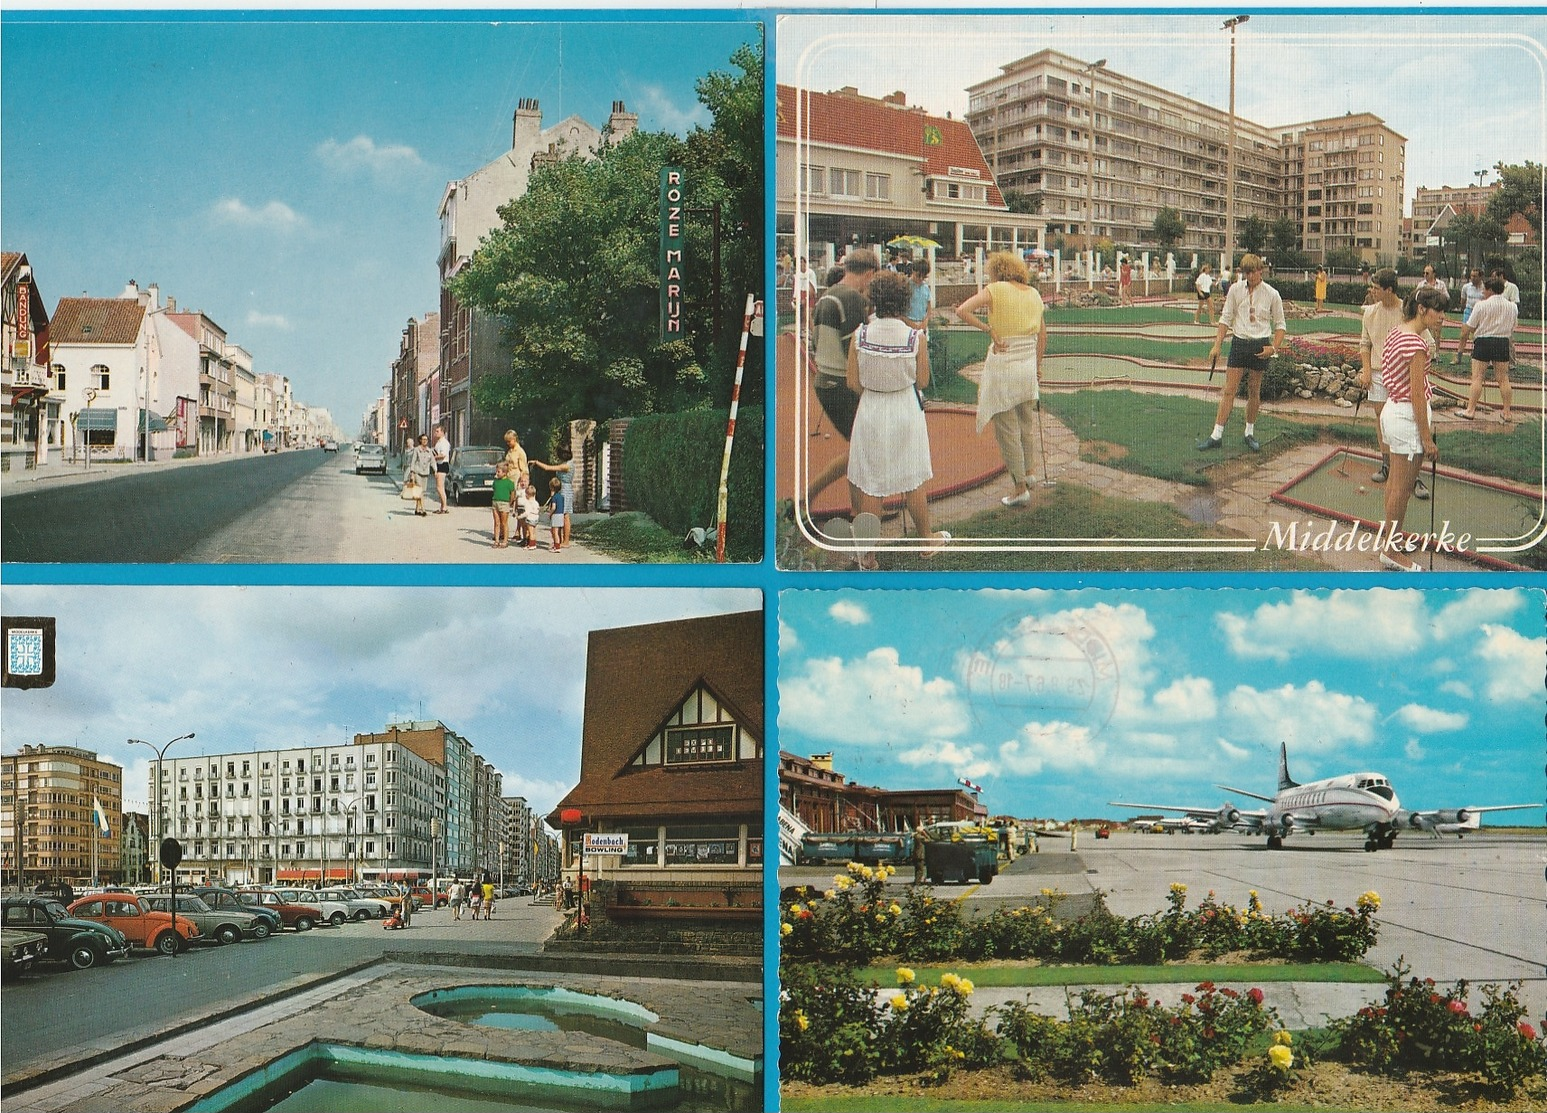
[481,875,495,920]
[404,435,434,516]
[1197,254,1285,453]
[1193,263,1217,325]
[431,425,452,513]
[448,879,466,921]
[1118,257,1135,306]
[1456,276,1517,423]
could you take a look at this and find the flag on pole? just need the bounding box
[957,777,984,795]
[92,795,111,837]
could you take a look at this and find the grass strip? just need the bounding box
[572,511,702,563]
[782,1096,1339,1112]
[856,962,1385,988]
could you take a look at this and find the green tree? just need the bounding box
[1237,215,1269,257]
[1152,207,1185,256]
[1445,209,1507,275]
[1003,190,1045,215]
[451,41,763,443]
[1270,215,1301,258]
[1484,161,1542,237]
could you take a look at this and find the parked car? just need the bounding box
[410,884,449,909]
[66,894,200,955]
[192,887,283,935]
[322,887,391,920]
[234,889,326,932]
[2,896,131,970]
[323,439,339,453]
[446,445,503,504]
[355,443,388,475]
[141,894,269,945]
[2,928,50,979]
[270,888,352,927]
[360,884,418,912]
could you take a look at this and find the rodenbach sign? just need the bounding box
[581,833,629,856]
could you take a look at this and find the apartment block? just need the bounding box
[1279,113,1406,265]
[2,745,123,885]
[1408,181,1501,259]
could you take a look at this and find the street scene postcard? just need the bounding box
[1,16,765,564]
[777,585,1546,1111]
[774,13,1546,573]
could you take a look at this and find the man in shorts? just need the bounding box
[1193,263,1216,325]
[803,249,879,514]
[1198,254,1285,453]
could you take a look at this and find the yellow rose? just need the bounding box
[1357,891,1381,912]
[780,921,793,936]
[939,973,961,991]
[1268,1045,1293,1071]
[958,978,975,995]
[889,902,902,916]
[795,1010,809,1031]
[896,967,916,985]
[890,994,908,1011]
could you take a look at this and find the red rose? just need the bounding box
[1248,988,1265,1005]
[1447,1000,1467,1015]
[1520,1023,1538,1041]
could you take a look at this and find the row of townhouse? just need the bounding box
[2,255,337,472]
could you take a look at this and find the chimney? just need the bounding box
[606,99,638,144]
[167,296,177,313]
[512,97,543,151]
[883,91,907,107]
[146,283,160,310]
[121,278,140,300]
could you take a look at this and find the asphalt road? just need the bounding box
[1,450,330,563]
[0,899,562,1073]
[2,450,617,563]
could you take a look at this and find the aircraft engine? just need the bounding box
[1214,805,1240,829]
[1278,814,1296,834]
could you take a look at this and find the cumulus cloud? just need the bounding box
[828,600,870,626]
[209,197,306,232]
[246,310,291,331]
[1150,676,1217,722]
[314,135,427,178]
[778,647,970,747]
[628,84,710,134]
[897,740,994,781]
[998,720,1102,776]
[1405,738,1427,761]
[778,617,799,654]
[1392,703,1469,733]
[1223,680,1378,752]
[1475,625,1544,702]
[1432,591,1525,641]
[1438,679,1474,700]
[1219,589,1425,662]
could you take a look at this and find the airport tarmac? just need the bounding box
[780,828,1547,1023]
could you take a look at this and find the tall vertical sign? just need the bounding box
[660,166,685,340]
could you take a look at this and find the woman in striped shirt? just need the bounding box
[1376,287,1447,571]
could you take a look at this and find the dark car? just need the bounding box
[355,443,388,475]
[194,887,283,934]
[446,446,504,504]
[2,929,49,979]
[1,895,131,970]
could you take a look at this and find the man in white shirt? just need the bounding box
[432,425,452,514]
[1198,254,1286,453]
[1491,267,1520,306]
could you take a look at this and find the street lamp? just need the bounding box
[342,799,362,885]
[1222,16,1250,269]
[128,733,195,885]
[1083,59,1106,267]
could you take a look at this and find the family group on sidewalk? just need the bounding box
[447,876,499,921]
[400,426,573,552]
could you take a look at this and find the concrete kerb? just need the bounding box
[388,948,761,985]
[0,957,381,1095]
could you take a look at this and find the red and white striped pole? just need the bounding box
[716,293,759,563]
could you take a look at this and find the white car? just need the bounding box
[271,889,352,927]
[322,887,391,921]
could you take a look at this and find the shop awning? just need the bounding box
[75,407,117,432]
[136,409,169,433]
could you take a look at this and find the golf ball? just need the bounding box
[1357,486,1367,493]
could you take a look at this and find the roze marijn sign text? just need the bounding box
[581,833,629,856]
[660,166,685,340]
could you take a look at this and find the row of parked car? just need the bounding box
[1,883,430,978]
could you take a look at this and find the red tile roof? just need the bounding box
[551,611,763,825]
[49,297,145,346]
[777,84,1005,209]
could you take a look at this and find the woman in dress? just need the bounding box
[955,251,1048,506]
[404,434,435,517]
[845,271,947,566]
[1313,267,1328,315]
[1376,287,1447,571]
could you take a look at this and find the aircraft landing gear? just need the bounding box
[1363,833,1397,852]
[1266,835,1283,850]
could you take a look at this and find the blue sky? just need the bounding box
[780,13,1546,213]
[779,588,1544,822]
[0,585,761,825]
[1,15,761,431]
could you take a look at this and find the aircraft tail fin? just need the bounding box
[1277,742,1299,792]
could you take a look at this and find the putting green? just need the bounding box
[1270,449,1543,568]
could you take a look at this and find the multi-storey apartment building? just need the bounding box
[389,311,438,451]
[501,795,533,886]
[1408,182,1500,261]
[1279,113,1406,265]
[168,307,237,455]
[2,745,123,886]
[964,50,1405,267]
[121,811,151,885]
[148,738,443,886]
[777,84,1044,266]
[966,50,1283,258]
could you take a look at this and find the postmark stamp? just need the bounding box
[962,610,1120,735]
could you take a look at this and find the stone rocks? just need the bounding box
[1288,361,1366,406]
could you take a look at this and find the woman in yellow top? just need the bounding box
[955,252,1049,506]
[1314,267,1329,315]
[501,429,529,487]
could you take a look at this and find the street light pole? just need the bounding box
[128,732,194,945]
[1222,16,1249,271]
[1083,59,1106,271]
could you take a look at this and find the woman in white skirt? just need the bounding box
[846,271,949,564]
[955,251,1048,506]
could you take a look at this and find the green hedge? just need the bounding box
[1265,278,1371,308]
[622,405,764,562]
